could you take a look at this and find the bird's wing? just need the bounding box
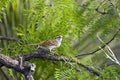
[40,38,58,47]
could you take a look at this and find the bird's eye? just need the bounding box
[56,36,62,38]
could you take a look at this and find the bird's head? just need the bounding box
[55,35,63,42]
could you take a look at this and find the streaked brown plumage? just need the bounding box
[29,36,63,51]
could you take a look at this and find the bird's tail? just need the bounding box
[27,43,40,47]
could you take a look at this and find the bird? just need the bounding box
[29,35,63,52]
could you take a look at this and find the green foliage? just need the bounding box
[0,0,120,80]
[99,66,120,80]
[54,68,79,80]
[15,0,82,57]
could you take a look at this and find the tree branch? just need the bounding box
[76,28,120,57]
[19,49,100,76]
[0,53,36,80]
[0,49,100,79]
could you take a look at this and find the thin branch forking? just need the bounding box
[76,28,120,57]
[97,34,120,66]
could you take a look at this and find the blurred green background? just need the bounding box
[0,0,120,80]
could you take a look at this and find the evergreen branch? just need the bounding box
[76,28,120,57]
[0,49,100,77]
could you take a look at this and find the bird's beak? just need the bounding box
[61,36,63,38]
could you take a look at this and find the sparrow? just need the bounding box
[29,36,63,51]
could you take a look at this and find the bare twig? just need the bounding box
[97,35,120,66]
[0,36,29,45]
[99,46,115,61]
[0,36,18,41]
[76,29,120,57]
